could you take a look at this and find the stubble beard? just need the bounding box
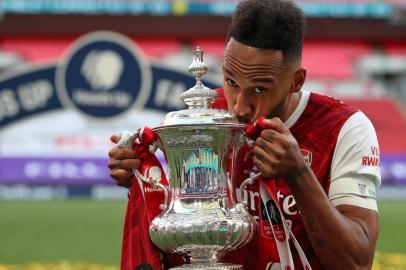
[265,96,287,121]
[236,93,288,124]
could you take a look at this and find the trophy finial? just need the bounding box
[188,46,208,84]
[181,47,218,109]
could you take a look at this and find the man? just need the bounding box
[108,0,380,269]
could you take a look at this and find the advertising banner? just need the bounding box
[0,31,217,198]
[0,31,404,199]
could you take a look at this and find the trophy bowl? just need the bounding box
[142,48,257,269]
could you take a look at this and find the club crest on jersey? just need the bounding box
[300,149,312,166]
[260,199,284,240]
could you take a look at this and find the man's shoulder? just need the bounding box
[300,91,358,126]
[308,91,357,114]
[292,91,360,150]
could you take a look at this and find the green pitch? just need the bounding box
[0,199,126,265]
[376,200,406,254]
[0,199,405,266]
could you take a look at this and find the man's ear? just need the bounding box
[291,67,307,93]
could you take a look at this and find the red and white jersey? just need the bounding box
[120,89,380,270]
[213,89,380,270]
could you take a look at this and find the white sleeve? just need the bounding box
[329,111,381,211]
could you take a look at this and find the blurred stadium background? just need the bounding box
[0,0,406,269]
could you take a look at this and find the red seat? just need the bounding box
[302,40,370,80]
[344,97,406,154]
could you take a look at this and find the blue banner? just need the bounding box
[0,31,219,128]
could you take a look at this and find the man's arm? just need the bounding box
[252,117,379,269]
[289,166,378,269]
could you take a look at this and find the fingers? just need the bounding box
[108,147,138,160]
[253,142,278,162]
[253,142,284,178]
[252,117,296,178]
[108,144,140,188]
[254,123,281,163]
[255,136,283,156]
[259,129,284,144]
[108,159,140,188]
[109,169,134,188]
[108,158,141,171]
[253,155,275,177]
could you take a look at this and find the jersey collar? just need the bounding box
[284,90,310,129]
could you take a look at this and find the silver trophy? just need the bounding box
[135,48,257,269]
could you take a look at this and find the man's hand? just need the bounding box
[251,118,378,269]
[252,117,306,181]
[108,134,141,188]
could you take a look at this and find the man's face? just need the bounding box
[222,38,299,124]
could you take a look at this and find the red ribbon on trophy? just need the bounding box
[244,117,313,270]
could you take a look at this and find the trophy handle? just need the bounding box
[239,116,267,205]
[239,172,260,206]
[117,130,169,211]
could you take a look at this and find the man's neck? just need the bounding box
[281,91,302,123]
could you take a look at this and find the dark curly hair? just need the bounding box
[227,0,306,63]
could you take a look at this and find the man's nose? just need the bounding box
[233,92,253,120]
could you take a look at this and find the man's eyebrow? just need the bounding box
[223,66,274,83]
[250,76,274,83]
[223,66,235,76]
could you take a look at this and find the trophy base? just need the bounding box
[170,263,243,270]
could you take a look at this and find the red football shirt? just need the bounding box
[215,89,357,269]
[121,89,358,270]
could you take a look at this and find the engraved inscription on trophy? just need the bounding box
[165,134,214,148]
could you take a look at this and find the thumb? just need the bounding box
[263,117,290,134]
[110,134,122,144]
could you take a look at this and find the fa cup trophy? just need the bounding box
[129,48,257,269]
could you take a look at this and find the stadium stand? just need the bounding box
[0,0,405,190]
[344,98,406,154]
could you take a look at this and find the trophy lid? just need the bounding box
[158,47,241,127]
